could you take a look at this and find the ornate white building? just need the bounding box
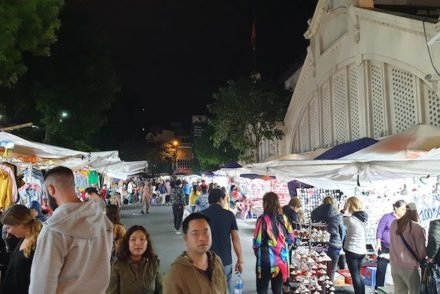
[259,0,440,161]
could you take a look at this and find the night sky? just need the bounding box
[88,0,317,132]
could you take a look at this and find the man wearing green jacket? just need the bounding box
[164,213,227,294]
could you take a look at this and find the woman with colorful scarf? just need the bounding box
[253,192,295,294]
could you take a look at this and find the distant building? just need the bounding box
[175,142,193,175]
[192,115,208,138]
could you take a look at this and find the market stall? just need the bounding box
[0,131,148,208]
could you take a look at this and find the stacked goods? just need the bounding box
[288,248,334,294]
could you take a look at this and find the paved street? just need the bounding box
[120,204,257,293]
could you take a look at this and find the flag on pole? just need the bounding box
[250,17,256,51]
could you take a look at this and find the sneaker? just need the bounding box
[141,211,144,214]
[175,230,181,235]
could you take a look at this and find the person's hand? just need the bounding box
[427,258,434,264]
[376,241,382,252]
[235,260,243,273]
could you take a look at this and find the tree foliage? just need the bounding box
[0,0,63,87]
[0,1,120,150]
[119,139,172,176]
[193,125,239,171]
[208,75,289,162]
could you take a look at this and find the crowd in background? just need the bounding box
[1,167,440,294]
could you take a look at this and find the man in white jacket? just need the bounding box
[29,166,113,294]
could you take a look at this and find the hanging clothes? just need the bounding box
[88,170,99,186]
[18,183,43,208]
[0,164,18,208]
[74,172,88,189]
[19,167,44,208]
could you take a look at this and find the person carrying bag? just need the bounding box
[389,203,426,294]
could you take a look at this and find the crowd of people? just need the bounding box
[1,165,440,294]
[0,166,247,294]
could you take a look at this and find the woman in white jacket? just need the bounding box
[343,196,368,294]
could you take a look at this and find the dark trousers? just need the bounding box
[338,253,346,270]
[172,203,184,231]
[256,268,283,294]
[375,246,389,288]
[345,250,365,294]
[327,246,341,281]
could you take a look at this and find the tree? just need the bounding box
[0,1,120,150]
[0,0,63,87]
[193,126,239,171]
[208,74,289,162]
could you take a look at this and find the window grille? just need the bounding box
[300,109,310,152]
[309,96,320,149]
[370,63,386,137]
[425,85,440,127]
[349,64,360,139]
[321,81,332,146]
[390,67,417,133]
[332,69,349,144]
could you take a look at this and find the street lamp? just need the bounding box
[59,111,69,123]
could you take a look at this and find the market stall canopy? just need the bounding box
[243,124,440,192]
[61,151,121,170]
[220,161,242,168]
[285,139,377,194]
[342,124,440,160]
[315,137,378,159]
[215,149,329,178]
[96,161,148,180]
[0,131,87,162]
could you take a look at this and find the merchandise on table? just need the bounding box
[288,247,334,294]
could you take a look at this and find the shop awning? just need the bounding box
[244,124,440,192]
[315,137,378,159]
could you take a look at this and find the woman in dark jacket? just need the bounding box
[282,197,303,230]
[311,196,344,281]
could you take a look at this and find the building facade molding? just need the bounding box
[258,3,440,161]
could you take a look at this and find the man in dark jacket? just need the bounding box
[311,196,345,281]
[427,219,440,263]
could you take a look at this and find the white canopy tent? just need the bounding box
[0,131,87,161]
[0,131,147,180]
[243,124,440,192]
[97,161,148,180]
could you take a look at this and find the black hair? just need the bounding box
[208,188,225,204]
[84,187,99,195]
[182,212,210,234]
[118,225,156,262]
[175,180,181,186]
[393,200,406,209]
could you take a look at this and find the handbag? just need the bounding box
[421,263,440,294]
